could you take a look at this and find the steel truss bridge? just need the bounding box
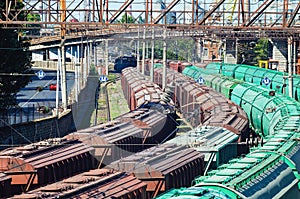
[1,0,300,43]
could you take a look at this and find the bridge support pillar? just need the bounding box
[105,39,109,76]
[61,42,68,110]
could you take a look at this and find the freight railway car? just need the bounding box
[159,67,300,198]
[121,67,178,137]
[10,169,147,199]
[153,67,250,141]
[202,62,300,101]
[165,126,240,169]
[121,67,175,112]
[155,186,239,199]
[114,56,137,73]
[106,143,205,198]
[0,138,98,197]
[106,126,246,198]
[192,126,300,198]
[65,108,178,166]
[183,66,299,138]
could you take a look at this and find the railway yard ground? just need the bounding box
[92,71,129,125]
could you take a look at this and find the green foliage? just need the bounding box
[254,38,269,62]
[153,38,195,61]
[119,13,135,23]
[0,0,25,22]
[237,38,269,65]
[27,13,41,22]
[0,2,33,110]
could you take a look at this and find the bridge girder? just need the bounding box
[0,0,299,42]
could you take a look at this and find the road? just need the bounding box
[7,69,75,123]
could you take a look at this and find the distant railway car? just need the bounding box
[114,56,137,72]
[182,65,300,138]
[203,62,300,101]
[121,67,177,124]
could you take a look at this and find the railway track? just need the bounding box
[94,75,120,124]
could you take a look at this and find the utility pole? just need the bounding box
[151,26,155,82]
[137,26,140,72]
[142,26,146,75]
[288,37,293,98]
[60,0,67,110]
[162,27,167,90]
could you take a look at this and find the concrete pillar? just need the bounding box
[105,39,109,75]
[46,49,49,68]
[89,42,93,72]
[235,38,239,64]
[74,50,78,102]
[87,42,90,75]
[56,49,61,116]
[80,38,84,88]
[84,46,88,87]
[61,44,67,110]
[77,45,81,91]
[94,43,97,67]
[223,39,227,63]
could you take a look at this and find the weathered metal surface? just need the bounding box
[166,126,239,168]
[65,121,145,164]
[154,68,249,141]
[0,139,97,197]
[66,108,177,167]
[116,108,177,144]
[10,169,147,199]
[121,67,174,111]
[107,143,204,198]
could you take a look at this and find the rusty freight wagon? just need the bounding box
[121,67,175,111]
[10,169,147,199]
[106,143,205,199]
[0,138,97,197]
[154,68,250,141]
[65,108,178,167]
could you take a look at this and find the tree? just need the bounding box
[237,38,270,65]
[253,38,269,62]
[0,1,33,111]
[119,13,135,24]
[26,13,41,35]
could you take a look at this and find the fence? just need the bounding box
[0,105,53,127]
[33,60,76,72]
